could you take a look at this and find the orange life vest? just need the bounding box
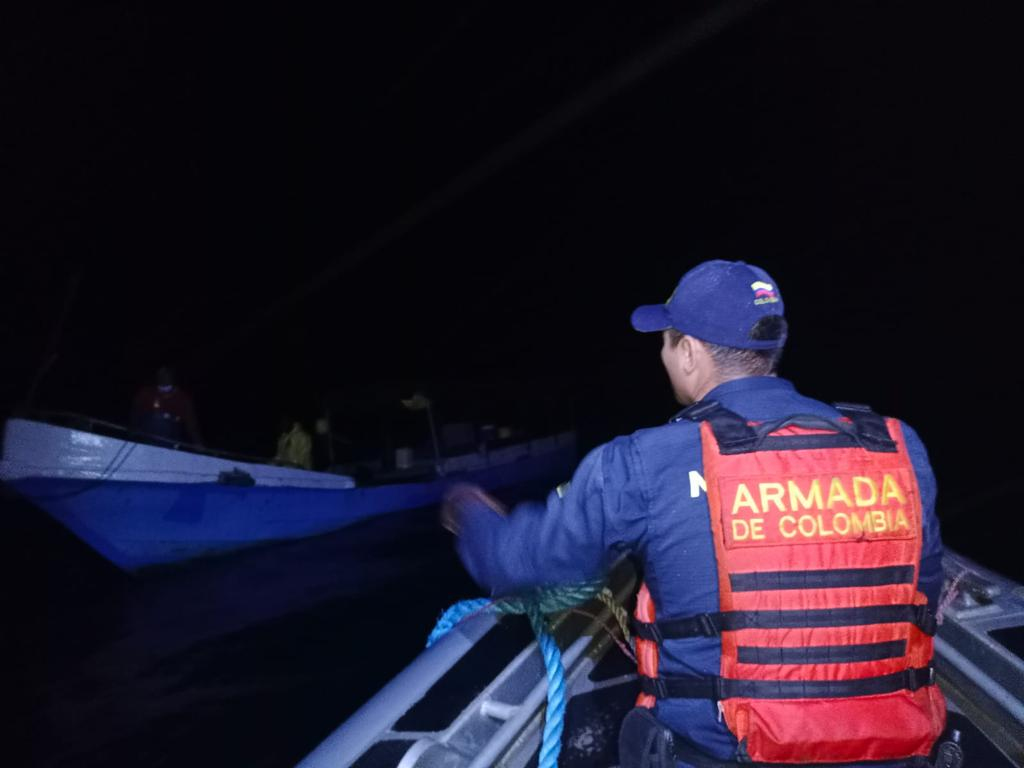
[633,403,946,764]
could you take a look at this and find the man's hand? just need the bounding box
[441,483,507,535]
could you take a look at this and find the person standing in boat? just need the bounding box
[274,415,313,470]
[130,365,203,446]
[443,260,946,768]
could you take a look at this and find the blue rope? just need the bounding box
[426,594,584,768]
[526,604,566,768]
[426,598,491,648]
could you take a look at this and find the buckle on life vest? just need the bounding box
[698,613,720,637]
[906,666,935,691]
[647,621,664,644]
[711,676,726,701]
[642,675,669,699]
[925,666,936,688]
[915,604,938,636]
[632,618,663,644]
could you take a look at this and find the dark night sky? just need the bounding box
[3,2,1022,575]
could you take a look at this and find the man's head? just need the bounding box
[156,366,176,391]
[631,260,787,404]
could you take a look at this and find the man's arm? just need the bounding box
[902,423,943,609]
[453,436,648,596]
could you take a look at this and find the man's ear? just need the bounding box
[678,334,699,374]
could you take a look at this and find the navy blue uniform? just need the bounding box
[457,376,944,767]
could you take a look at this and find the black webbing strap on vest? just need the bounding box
[639,665,935,701]
[736,639,908,665]
[632,603,937,642]
[832,402,899,452]
[729,565,916,592]
[671,400,897,454]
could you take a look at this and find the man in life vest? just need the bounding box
[130,366,203,446]
[444,260,946,768]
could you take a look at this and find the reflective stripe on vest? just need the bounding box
[632,403,946,764]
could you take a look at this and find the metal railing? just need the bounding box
[30,410,277,466]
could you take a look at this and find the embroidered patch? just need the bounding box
[750,280,780,306]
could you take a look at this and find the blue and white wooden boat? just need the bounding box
[0,416,577,572]
[297,551,1024,767]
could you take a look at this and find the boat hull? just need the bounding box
[1,418,577,571]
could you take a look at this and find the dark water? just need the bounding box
[5,484,548,767]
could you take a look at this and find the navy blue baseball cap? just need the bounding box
[630,260,786,350]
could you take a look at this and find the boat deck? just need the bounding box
[934,552,1024,764]
[300,554,1024,768]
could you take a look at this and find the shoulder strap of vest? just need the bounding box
[672,400,897,454]
[671,401,760,452]
[833,401,898,452]
[670,400,730,423]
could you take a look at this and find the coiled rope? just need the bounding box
[426,580,629,768]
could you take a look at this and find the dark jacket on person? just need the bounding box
[456,376,943,767]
